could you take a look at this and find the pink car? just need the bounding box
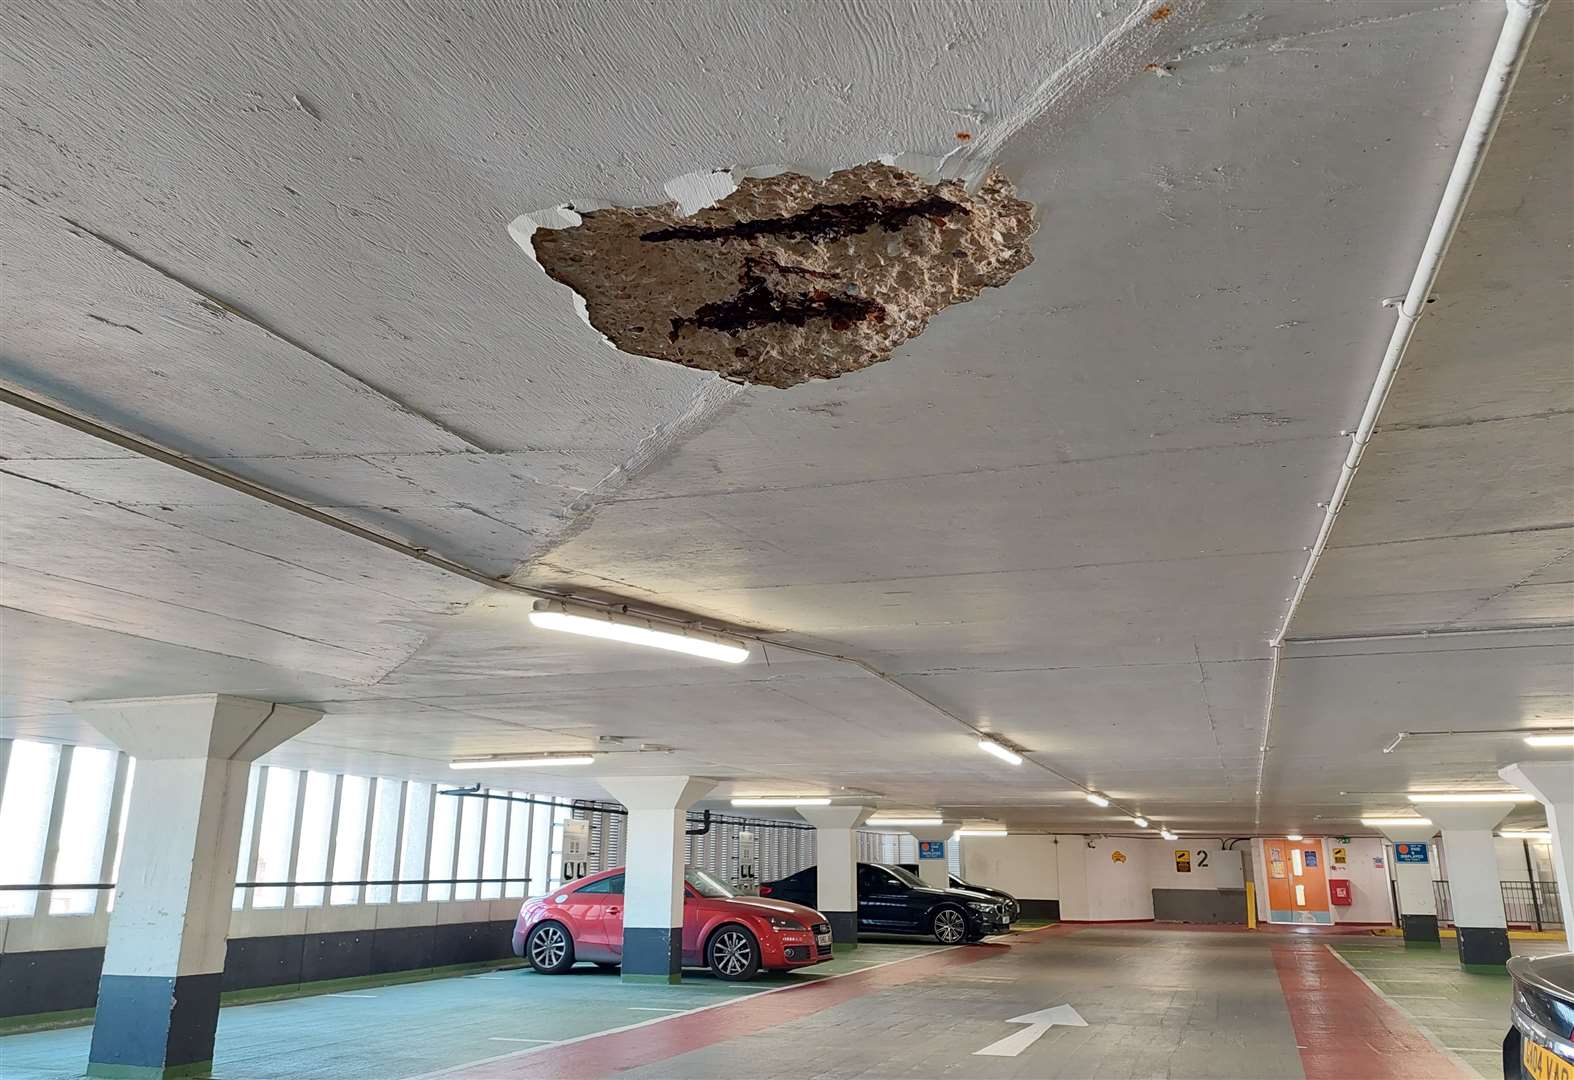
[513,866,833,980]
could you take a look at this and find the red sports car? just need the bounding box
[513,866,833,980]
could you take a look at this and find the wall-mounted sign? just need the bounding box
[1332,846,1347,866]
[1304,849,1318,868]
[1268,845,1286,879]
[1372,856,1385,870]
[1110,850,1127,864]
[561,818,591,882]
[1394,842,1429,864]
[1174,849,1191,873]
[1335,836,1351,845]
[918,840,946,860]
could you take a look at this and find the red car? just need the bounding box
[513,866,833,980]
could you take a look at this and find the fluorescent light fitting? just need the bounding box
[977,738,1023,765]
[1132,817,1149,828]
[449,754,595,769]
[1499,830,1551,840]
[1407,792,1534,804]
[1285,834,1303,841]
[528,599,749,664]
[730,797,832,808]
[1360,817,1433,827]
[956,829,1009,837]
[867,816,944,826]
[1525,733,1574,748]
[1085,793,1110,808]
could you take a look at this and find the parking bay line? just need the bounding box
[488,1038,554,1044]
[627,1007,687,1012]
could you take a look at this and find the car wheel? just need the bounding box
[930,906,968,945]
[526,921,575,974]
[707,924,761,981]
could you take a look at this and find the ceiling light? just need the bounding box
[1524,733,1574,748]
[1159,829,1178,841]
[449,754,595,769]
[1285,834,1303,841]
[1499,830,1551,840]
[977,738,1023,765]
[1085,793,1110,808]
[955,829,1009,837]
[1407,792,1534,804]
[528,599,749,664]
[867,816,944,826]
[730,797,832,808]
[1361,817,1433,827]
[1132,817,1149,828]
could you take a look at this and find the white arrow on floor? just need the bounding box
[973,1004,1088,1057]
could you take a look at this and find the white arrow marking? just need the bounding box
[973,1004,1087,1057]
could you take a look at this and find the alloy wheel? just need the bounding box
[711,930,753,975]
[934,908,966,944]
[530,925,568,968]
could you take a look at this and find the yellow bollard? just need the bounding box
[1245,881,1258,929]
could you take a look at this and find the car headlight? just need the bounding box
[967,902,997,912]
[766,916,804,930]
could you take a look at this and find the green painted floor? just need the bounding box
[0,943,936,1080]
[1329,939,1562,1079]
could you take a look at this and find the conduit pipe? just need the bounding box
[1254,0,1549,826]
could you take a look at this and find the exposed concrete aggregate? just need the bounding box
[531,163,1037,388]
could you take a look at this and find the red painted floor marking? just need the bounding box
[1271,942,1472,1080]
[448,934,1072,1078]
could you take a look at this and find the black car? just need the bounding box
[760,861,1009,944]
[897,864,1020,924]
[1504,951,1574,1080]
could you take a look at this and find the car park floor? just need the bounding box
[1,926,1559,1079]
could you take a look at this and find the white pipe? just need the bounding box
[1270,0,1549,649]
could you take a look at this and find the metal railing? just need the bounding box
[1432,879,1563,932]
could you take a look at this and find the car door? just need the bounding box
[857,865,911,930]
[573,873,624,959]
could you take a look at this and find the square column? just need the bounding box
[598,776,715,984]
[1428,803,1514,971]
[1376,823,1440,946]
[75,695,320,1079]
[908,824,961,891]
[797,805,873,947]
[1501,762,1574,950]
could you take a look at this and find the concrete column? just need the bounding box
[798,805,873,947]
[1501,761,1574,950]
[1377,823,1441,946]
[908,824,960,890]
[75,694,321,1079]
[598,776,715,984]
[1428,804,1514,970]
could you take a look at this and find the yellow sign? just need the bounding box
[1174,849,1191,873]
[1332,846,1347,866]
[1110,850,1127,864]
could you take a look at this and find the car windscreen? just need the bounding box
[684,867,735,898]
[876,864,925,889]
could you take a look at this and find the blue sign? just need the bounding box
[1394,842,1429,864]
[1304,850,1317,868]
[918,840,946,860]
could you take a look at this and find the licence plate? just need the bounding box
[1525,1040,1574,1080]
[816,932,831,945]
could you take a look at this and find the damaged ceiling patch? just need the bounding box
[516,163,1037,389]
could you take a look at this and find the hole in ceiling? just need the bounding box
[528,162,1037,389]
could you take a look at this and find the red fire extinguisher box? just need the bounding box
[1330,879,1353,906]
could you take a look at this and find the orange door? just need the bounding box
[1264,839,1332,924]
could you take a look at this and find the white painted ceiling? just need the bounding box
[2,0,1569,836]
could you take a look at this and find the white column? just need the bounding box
[797,805,873,947]
[1376,823,1440,945]
[598,776,715,983]
[908,824,960,890]
[1428,803,1514,969]
[75,694,320,1079]
[1501,761,1574,950]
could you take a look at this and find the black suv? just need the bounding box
[897,865,1021,924]
[760,862,1009,944]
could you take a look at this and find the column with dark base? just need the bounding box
[798,805,873,949]
[598,777,715,984]
[1501,762,1574,952]
[1377,822,1441,946]
[77,695,320,1079]
[1429,802,1516,971]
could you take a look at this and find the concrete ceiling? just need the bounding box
[2,0,1569,837]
